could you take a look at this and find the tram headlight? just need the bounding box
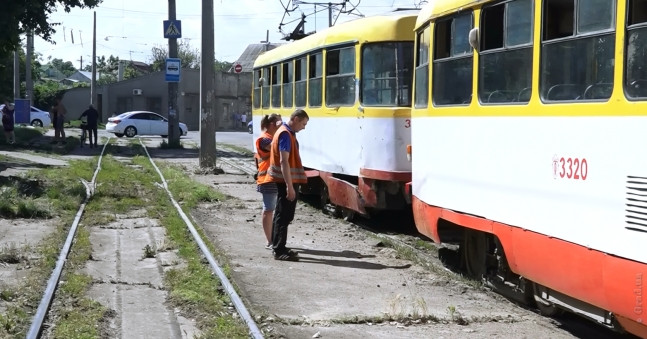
[406,144,412,162]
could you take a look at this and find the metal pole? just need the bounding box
[26,32,33,105]
[200,0,216,168]
[168,0,180,146]
[13,50,20,100]
[328,3,333,27]
[91,12,98,111]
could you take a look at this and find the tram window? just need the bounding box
[541,0,615,102]
[415,25,430,108]
[262,67,270,109]
[308,53,323,107]
[543,0,574,40]
[433,12,474,106]
[283,61,294,108]
[326,47,356,107]
[362,42,413,107]
[578,0,614,33]
[506,0,532,46]
[479,0,533,104]
[628,0,647,25]
[295,57,307,107]
[625,0,647,99]
[253,69,261,109]
[271,65,281,108]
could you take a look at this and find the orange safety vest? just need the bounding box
[265,124,307,184]
[254,131,273,185]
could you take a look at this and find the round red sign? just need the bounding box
[234,63,242,73]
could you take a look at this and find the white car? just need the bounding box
[105,111,188,138]
[0,104,52,127]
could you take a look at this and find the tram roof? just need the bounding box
[254,10,419,68]
[415,0,489,30]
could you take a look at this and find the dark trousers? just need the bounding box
[272,183,298,254]
[88,127,98,145]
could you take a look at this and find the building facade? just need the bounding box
[61,69,252,131]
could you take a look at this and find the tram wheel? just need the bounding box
[462,229,487,279]
[340,208,356,222]
[320,182,330,208]
[533,283,563,317]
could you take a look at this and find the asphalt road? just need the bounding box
[98,129,254,152]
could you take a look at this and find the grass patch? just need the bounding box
[131,157,246,338]
[160,139,183,149]
[218,143,253,156]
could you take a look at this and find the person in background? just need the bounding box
[80,105,99,148]
[54,97,67,144]
[2,100,15,144]
[78,109,88,147]
[50,105,58,144]
[254,113,282,249]
[241,112,247,129]
[264,109,309,261]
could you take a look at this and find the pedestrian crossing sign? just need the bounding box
[163,20,182,39]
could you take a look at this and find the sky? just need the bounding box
[33,0,427,69]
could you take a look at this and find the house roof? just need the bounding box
[232,43,283,73]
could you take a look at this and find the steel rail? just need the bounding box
[140,140,264,339]
[27,142,109,339]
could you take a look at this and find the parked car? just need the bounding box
[0,104,52,127]
[248,120,253,134]
[105,111,188,138]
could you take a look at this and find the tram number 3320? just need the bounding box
[553,157,588,180]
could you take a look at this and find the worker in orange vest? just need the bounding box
[264,109,309,261]
[254,113,283,250]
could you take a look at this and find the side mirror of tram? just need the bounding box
[469,27,480,52]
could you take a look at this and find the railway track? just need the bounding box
[26,139,263,339]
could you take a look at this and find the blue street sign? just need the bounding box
[165,58,181,82]
[14,99,30,124]
[163,20,182,38]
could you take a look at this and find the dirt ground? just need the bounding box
[0,135,634,339]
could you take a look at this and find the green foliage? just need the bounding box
[0,0,103,58]
[33,80,66,109]
[214,59,234,72]
[49,58,76,76]
[0,44,42,102]
[150,40,201,71]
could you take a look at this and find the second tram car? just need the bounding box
[411,0,647,337]
[252,10,418,219]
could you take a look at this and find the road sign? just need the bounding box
[165,58,181,82]
[234,63,243,73]
[163,20,182,38]
[14,99,30,124]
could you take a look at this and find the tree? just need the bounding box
[0,0,102,58]
[150,40,200,71]
[214,60,233,72]
[50,58,76,76]
[0,44,42,102]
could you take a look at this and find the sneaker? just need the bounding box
[274,252,298,261]
[265,243,272,250]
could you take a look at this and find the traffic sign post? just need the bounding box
[165,58,181,82]
[163,20,182,39]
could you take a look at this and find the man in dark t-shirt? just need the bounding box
[80,105,99,148]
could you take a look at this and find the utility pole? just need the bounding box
[91,12,98,114]
[168,0,180,146]
[13,50,20,100]
[328,2,333,27]
[200,0,216,168]
[25,32,33,105]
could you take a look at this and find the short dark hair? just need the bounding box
[290,108,309,121]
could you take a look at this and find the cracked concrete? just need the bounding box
[83,213,199,339]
